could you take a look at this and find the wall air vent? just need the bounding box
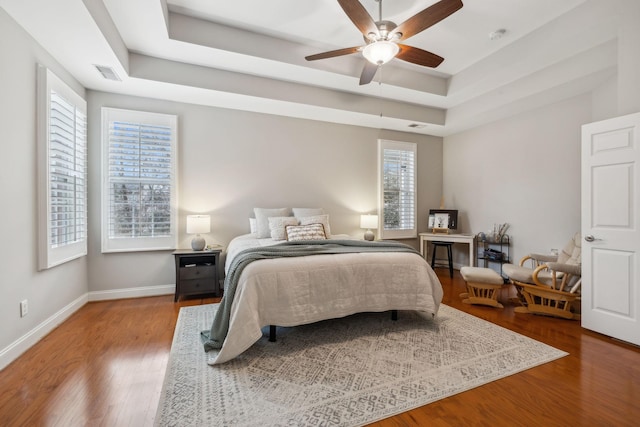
[94,65,121,81]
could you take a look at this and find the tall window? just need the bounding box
[37,66,87,270]
[101,108,177,252]
[378,139,417,239]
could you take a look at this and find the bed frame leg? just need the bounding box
[391,310,398,321]
[269,325,276,342]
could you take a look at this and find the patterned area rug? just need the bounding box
[155,304,566,426]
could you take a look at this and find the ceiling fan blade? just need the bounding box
[392,0,463,41]
[396,44,444,68]
[337,0,379,38]
[305,46,362,61]
[359,61,378,85]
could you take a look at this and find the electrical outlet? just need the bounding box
[551,248,559,256]
[20,300,28,317]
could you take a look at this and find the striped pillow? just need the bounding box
[285,223,327,241]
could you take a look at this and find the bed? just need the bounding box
[202,223,443,365]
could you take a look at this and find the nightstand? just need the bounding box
[172,248,222,302]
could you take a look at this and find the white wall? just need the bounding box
[0,8,88,369]
[86,91,443,293]
[443,94,591,267]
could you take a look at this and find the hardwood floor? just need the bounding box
[1,269,639,426]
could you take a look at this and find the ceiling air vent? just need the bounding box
[94,64,121,81]
[408,123,426,129]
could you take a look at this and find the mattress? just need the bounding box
[208,234,443,364]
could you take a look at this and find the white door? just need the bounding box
[581,112,640,346]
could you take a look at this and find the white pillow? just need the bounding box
[268,216,299,240]
[254,207,292,238]
[249,218,257,234]
[292,207,324,218]
[299,214,331,236]
[285,223,327,241]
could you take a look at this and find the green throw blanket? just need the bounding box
[201,239,420,351]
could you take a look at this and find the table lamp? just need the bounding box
[186,215,210,251]
[360,214,378,241]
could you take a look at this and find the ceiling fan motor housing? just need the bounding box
[365,20,399,42]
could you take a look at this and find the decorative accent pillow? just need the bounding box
[268,216,299,240]
[292,208,324,218]
[249,218,257,234]
[254,207,292,238]
[285,223,327,241]
[299,214,331,236]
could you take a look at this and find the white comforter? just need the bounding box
[208,234,443,365]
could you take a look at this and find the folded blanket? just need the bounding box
[201,239,420,351]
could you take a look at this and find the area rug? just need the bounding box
[155,304,567,426]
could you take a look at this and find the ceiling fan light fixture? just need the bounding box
[362,41,399,65]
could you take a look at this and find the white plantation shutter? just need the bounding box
[37,66,87,270]
[50,93,87,246]
[102,108,177,252]
[378,140,417,239]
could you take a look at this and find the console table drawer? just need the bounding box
[179,265,215,280]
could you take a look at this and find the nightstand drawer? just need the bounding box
[180,278,215,295]
[179,265,215,280]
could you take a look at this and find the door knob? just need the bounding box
[584,235,596,242]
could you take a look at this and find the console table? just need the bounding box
[418,232,476,267]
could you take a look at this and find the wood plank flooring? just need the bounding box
[1,269,639,426]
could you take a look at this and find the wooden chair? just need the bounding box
[503,233,582,320]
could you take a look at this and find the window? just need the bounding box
[37,66,87,270]
[378,139,417,239]
[101,108,178,252]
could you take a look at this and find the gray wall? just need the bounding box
[0,8,88,366]
[441,0,640,270]
[443,94,591,267]
[86,92,443,293]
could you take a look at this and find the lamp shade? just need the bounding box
[362,41,399,65]
[186,215,210,234]
[360,214,379,229]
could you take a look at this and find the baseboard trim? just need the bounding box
[88,284,175,302]
[0,293,88,371]
[1,284,176,372]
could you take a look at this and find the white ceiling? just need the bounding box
[0,0,619,136]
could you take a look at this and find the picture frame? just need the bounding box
[428,209,459,231]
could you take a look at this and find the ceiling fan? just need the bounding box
[305,0,463,85]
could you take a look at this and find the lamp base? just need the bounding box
[364,229,375,241]
[191,235,206,251]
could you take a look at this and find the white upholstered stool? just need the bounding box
[460,266,507,308]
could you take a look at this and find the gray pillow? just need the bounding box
[268,216,299,240]
[299,214,331,236]
[254,207,292,238]
[292,207,324,218]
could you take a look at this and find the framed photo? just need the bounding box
[428,209,458,230]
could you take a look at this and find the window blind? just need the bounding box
[37,65,87,270]
[378,140,417,239]
[383,148,415,230]
[107,121,172,238]
[49,92,87,247]
[101,108,177,253]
